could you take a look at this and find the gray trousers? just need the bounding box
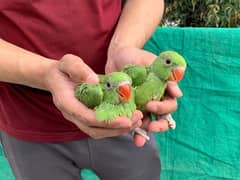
[0,131,161,180]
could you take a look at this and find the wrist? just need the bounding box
[41,59,59,91]
[19,56,58,91]
[0,38,60,90]
[107,39,135,63]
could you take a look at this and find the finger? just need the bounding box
[131,110,143,127]
[54,84,136,129]
[145,98,178,115]
[52,88,96,122]
[148,119,169,133]
[72,119,130,139]
[140,116,151,130]
[54,87,133,129]
[86,110,143,129]
[133,133,147,147]
[131,119,142,129]
[166,81,183,98]
[132,116,150,146]
[59,54,99,84]
[62,104,133,129]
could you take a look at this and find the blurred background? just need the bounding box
[161,0,240,27]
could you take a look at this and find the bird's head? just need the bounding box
[102,72,132,104]
[150,51,187,82]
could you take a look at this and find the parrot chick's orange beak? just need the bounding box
[117,81,131,103]
[168,67,185,82]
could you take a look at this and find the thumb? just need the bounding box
[59,54,99,84]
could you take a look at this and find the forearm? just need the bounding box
[0,38,56,90]
[108,0,164,54]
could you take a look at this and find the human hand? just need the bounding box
[44,54,142,139]
[106,47,183,147]
[135,81,182,147]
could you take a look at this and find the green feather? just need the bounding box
[135,73,166,111]
[96,87,136,121]
[75,72,136,122]
[75,83,103,109]
[122,50,187,112]
[122,65,147,86]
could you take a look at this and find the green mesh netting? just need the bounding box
[1,27,240,180]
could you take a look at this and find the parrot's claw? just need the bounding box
[133,127,150,141]
[159,114,176,130]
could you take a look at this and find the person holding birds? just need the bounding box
[76,51,187,140]
[0,0,183,180]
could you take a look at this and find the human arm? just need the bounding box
[0,39,142,138]
[0,38,54,90]
[106,0,182,146]
[106,0,164,66]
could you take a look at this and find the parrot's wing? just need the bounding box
[75,83,103,109]
[122,65,147,87]
[135,74,166,111]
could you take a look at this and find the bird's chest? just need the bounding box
[135,77,167,106]
[102,89,119,104]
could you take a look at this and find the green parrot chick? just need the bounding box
[75,72,136,122]
[150,51,186,82]
[123,50,187,111]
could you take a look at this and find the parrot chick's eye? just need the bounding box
[164,58,172,66]
[105,82,112,89]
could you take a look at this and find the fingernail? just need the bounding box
[86,73,99,84]
[131,116,139,124]
[176,86,183,97]
[169,82,183,97]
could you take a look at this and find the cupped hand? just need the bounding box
[134,81,182,147]
[106,47,183,147]
[44,54,142,139]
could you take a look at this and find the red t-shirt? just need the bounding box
[0,0,122,142]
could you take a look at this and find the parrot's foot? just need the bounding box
[159,114,176,130]
[133,127,150,141]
